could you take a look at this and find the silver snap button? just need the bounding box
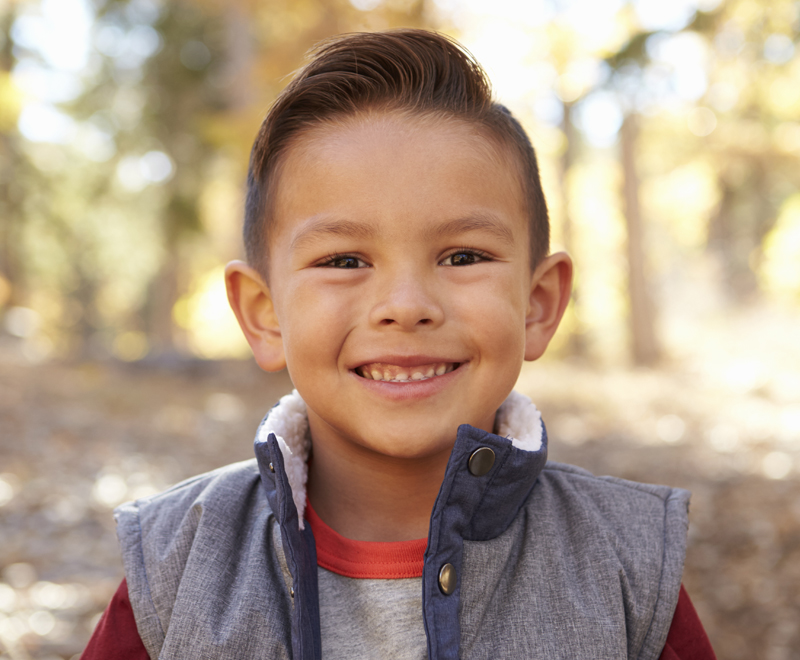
[438,563,456,595]
[468,447,495,476]
[269,462,275,473]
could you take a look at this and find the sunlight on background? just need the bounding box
[172,266,250,359]
[13,0,93,142]
[761,194,800,298]
[3,0,799,363]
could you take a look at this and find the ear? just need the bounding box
[524,252,573,361]
[225,260,286,372]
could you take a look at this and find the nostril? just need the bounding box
[370,292,443,328]
[379,317,433,326]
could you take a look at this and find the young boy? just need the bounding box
[83,29,715,659]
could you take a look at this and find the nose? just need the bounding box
[368,270,444,330]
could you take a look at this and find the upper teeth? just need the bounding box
[357,362,457,382]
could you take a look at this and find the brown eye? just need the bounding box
[449,252,477,266]
[333,256,362,268]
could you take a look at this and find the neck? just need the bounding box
[258,389,543,540]
[307,432,450,543]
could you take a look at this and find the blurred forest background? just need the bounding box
[1,0,799,658]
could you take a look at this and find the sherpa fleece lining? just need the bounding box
[256,389,543,530]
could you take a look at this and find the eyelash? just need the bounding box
[440,248,492,266]
[317,253,368,269]
[316,248,492,268]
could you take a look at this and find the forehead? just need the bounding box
[270,112,528,250]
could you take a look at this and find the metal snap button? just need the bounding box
[290,587,295,598]
[269,462,275,473]
[468,447,495,476]
[438,563,456,595]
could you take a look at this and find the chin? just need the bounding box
[363,432,457,461]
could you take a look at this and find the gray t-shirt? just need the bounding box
[318,568,427,659]
[274,507,428,659]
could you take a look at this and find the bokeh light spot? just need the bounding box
[687,107,717,136]
[762,451,792,480]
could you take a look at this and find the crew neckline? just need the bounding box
[306,499,426,579]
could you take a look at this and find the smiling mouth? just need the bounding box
[355,362,460,383]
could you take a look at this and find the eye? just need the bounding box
[440,249,490,267]
[319,254,368,269]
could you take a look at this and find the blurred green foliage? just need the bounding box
[0,0,797,364]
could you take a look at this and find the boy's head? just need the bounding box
[226,29,571,463]
[243,29,549,277]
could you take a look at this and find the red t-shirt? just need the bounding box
[83,505,716,659]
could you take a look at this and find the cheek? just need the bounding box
[475,313,527,368]
[451,271,529,343]
[278,279,361,368]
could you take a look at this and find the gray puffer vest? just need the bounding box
[115,390,689,660]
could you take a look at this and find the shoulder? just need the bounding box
[461,462,691,658]
[115,458,264,532]
[537,460,691,521]
[113,459,271,656]
[530,460,690,574]
[530,461,689,659]
[114,458,267,580]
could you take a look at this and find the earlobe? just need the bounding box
[225,260,287,372]
[524,252,573,361]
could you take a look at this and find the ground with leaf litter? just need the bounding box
[1,351,799,659]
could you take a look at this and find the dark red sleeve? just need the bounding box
[85,579,710,659]
[658,585,717,660]
[81,579,150,660]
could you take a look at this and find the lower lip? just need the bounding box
[351,365,464,401]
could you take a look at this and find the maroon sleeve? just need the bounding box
[81,579,150,660]
[83,579,711,659]
[658,585,717,660]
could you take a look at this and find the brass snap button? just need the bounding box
[269,462,275,473]
[468,447,495,476]
[438,563,456,595]
[290,587,295,598]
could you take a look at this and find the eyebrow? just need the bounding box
[425,213,516,246]
[289,212,516,251]
[290,217,378,251]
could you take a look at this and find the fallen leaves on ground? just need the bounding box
[1,351,798,659]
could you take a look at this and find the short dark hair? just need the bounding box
[244,28,549,274]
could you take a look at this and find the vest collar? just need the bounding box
[253,389,547,535]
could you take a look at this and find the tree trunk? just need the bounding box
[221,4,253,112]
[0,135,23,309]
[620,114,660,366]
[146,253,180,356]
[559,101,586,357]
[0,8,23,310]
[709,163,776,302]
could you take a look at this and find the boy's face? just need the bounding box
[230,113,569,461]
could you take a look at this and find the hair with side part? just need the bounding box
[244,28,549,275]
